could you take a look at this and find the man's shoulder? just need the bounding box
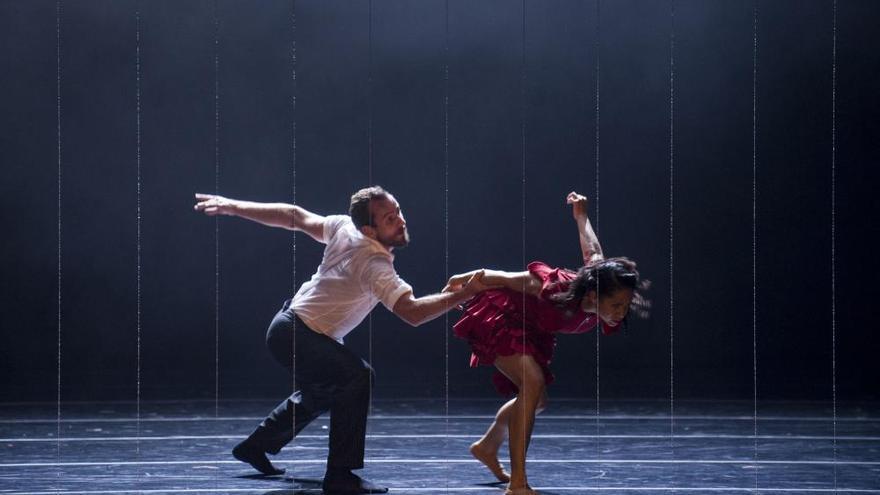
[324,215,355,241]
[325,214,353,229]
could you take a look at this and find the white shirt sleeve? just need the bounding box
[322,215,351,244]
[360,255,413,310]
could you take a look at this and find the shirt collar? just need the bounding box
[356,229,394,259]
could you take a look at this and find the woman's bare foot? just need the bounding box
[504,486,538,495]
[469,441,511,483]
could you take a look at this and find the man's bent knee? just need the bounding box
[343,361,374,390]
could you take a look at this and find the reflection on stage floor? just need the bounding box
[1,399,877,494]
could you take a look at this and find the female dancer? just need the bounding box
[444,192,649,495]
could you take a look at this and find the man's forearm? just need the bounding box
[399,290,474,327]
[228,201,298,229]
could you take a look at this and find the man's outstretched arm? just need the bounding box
[392,271,490,327]
[194,193,325,242]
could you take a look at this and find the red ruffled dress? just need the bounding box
[453,261,620,396]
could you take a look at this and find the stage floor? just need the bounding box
[0,399,877,494]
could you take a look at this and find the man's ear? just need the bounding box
[360,225,377,240]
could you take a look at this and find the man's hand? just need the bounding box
[566,191,588,221]
[443,270,487,293]
[442,271,472,293]
[394,270,491,327]
[194,193,235,216]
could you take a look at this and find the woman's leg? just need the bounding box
[471,390,547,483]
[493,354,546,491]
[470,397,515,482]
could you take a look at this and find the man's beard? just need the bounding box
[384,230,410,248]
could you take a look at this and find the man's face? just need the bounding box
[368,195,410,248]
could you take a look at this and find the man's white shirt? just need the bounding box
[291,215,412,341]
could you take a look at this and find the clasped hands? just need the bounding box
[443,269,496,295]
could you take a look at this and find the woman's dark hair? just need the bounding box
[349,186,390,229]
[550,257,651,320]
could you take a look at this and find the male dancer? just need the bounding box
[194,186,487,494]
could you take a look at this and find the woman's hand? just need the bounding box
[443,269,487,294]
[566,191,588,221]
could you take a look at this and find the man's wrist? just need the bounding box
[225,200,241,216]
[459,284,478,299]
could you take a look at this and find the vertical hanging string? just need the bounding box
[55,0,63,466]
[367,0,373,189]
[520,1,527,470]
[135,0,143,457]
[443,0,450,490]
[592,1,601,485]
[830,0,838,489]
[213,0,221,420]
[290,0,298,480]
[367,0,374,419]
[668,0,676,461]
[751,1,759,492]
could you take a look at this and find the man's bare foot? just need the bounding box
[469,441,511,483]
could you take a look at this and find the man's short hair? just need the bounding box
[349,186,390,229]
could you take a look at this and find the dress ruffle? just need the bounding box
[453,261,619,397]
[453,289,556,396]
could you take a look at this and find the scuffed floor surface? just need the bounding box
[0,399,877,494]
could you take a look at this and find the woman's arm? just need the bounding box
[444,269,542,297]
[567,191,604,265]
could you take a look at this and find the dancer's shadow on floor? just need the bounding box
[471,481,561,495]
[261,488,472,495]
[475,481,507,487]
[233,473,324,494]
[240,475,562,495]
[263,478,323,494]
[261,489,320,495]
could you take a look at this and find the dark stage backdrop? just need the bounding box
[1,0,878,403]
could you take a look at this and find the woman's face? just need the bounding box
[582,288,634,326]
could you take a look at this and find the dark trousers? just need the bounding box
[247,300,374,470]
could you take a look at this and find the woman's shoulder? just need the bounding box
[527,261,577,283]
